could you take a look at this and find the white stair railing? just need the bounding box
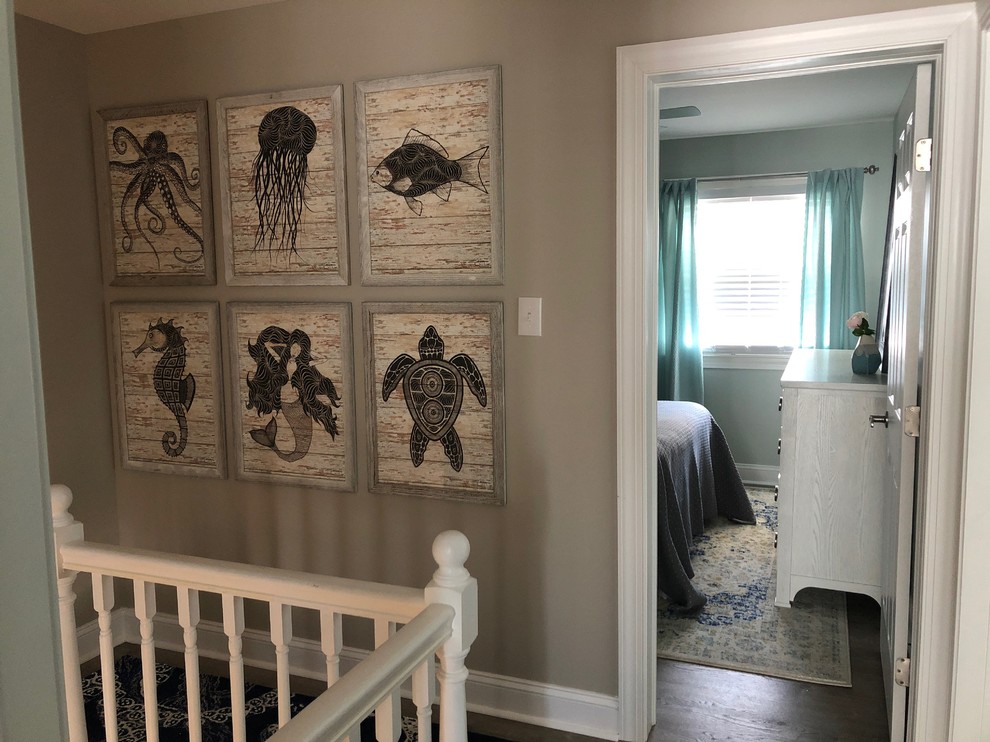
[51,484,477,742]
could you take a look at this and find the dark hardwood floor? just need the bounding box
[651,593,888,742]
[82,593,886,742]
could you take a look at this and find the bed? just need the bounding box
[657,401,755,612]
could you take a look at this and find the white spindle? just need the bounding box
[374,619,401,741]
[57,574,86,742]
[425,531,477,742]
[51,485,86,742]
[222,593,246,742]
[270,602,293,727]
[133,579,159,742]
[92,574,118,742]
[319,608,343,687]
[177,587,202,742]
[413,658,437,742]
[320,609,357,742]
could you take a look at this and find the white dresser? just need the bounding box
[775,349,886,608]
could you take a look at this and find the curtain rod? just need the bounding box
[696,165,879,183]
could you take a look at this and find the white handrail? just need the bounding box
[59,541,426,622]
[271,604,455,741]
[51,484,477,742]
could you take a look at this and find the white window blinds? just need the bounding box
[696,176,807,350]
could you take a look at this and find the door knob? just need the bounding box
[870,413,889,429]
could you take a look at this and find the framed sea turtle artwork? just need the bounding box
[364,302,505,504]
[354,66,503,286]
[216,86,350,286]
[227,302,356,491]
[93,101,216,285]
[108,302,226,477]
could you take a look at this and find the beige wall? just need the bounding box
[16,15,118,547]
[17,0,960,697]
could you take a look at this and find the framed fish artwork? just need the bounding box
[108,302,226,477]
[227,302,357,491]
[354,66,503,286]
[93,101,216,286]
[364,302,505,504]
[216,86,350,286]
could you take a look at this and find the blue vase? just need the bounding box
[851,334,882,375]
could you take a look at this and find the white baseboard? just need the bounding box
[77,609,619,740]
[736,463,779,487]
[77,609,132,664]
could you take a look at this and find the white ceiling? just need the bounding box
[14,0,287,34]
[659,64,918,140]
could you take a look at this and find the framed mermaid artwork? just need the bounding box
[93,101,215,286]
[108,302,226,478]
[227,302,356,491]
[216,86,349,286]
[363,302,505,504]
[354,66,503,286]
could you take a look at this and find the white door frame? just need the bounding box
[951,1,990,739]
[616,5,980,740]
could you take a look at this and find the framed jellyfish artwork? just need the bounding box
[217,86,349,286]
[354,66,503,286]
[93,101,215,286]
[108,302,226,477]
[227,302,357,490]
[363,302,505,504]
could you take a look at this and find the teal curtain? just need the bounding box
[658,178,703,403]
[798,168,866,349]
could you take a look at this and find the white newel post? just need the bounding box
[51,484,87,742]
[425,531,477,742]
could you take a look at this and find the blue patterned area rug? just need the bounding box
[83,655,505,741]
[657,488,852,687]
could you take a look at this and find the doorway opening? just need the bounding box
[654,60,929,741]
[616,8,978,742]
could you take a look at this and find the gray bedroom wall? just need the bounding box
[13,0,957,700]
[660,121,894,470]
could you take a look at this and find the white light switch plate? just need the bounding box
[518,297,542,336]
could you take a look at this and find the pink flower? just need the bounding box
[846,311,868,330]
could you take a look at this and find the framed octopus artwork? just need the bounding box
[363,302,505,504]
[354,66,503,286]
[216,85,349,286]
[227,302,357,491]
[93,101,215,285]
[108,302,226,478]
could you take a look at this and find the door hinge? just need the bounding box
[915,138,933,172]
[895,657,911,687]
[904,405,922,438]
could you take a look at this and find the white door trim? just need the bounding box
[616,5,979,740]
[950,2,990,739]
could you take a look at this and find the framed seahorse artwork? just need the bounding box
[227,302,356,491]
[363,302,505,504]
[216,86,350,286]
[354,66,503,286]
[108,302,226,477]
[93,101,216,286]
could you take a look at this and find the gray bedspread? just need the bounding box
[657,401,755,612]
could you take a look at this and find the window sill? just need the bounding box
[703,350,792,371]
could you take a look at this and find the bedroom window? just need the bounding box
[695,176,807,358]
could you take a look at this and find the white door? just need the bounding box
[880,63,931,742]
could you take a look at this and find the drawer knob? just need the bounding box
[778,396,783,412]
[870,413,889,429]
[777,439,781,455]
